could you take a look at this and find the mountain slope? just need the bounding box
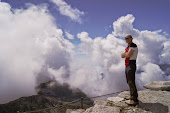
[0,81,93,113]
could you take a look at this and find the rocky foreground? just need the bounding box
[67,81,170,113]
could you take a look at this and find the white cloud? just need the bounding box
[65,31,74,39]
[68,14,170,97]
[0,2,74,103]
[112,14,140,38]
[68,32,128,96]
[161,41,170,64]
[139,63,164,85]
[51,0,84,23]
[77,32,93,43]
[163,31,169,36]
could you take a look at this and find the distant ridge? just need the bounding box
[0,80,93,113]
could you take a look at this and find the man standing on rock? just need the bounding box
[121,34,138,106]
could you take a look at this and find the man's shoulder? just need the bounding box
[130,43,137,47]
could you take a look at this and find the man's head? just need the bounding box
[125,34,133,45]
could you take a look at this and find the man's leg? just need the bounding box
[125,66,132,100]
[126,65,138,102]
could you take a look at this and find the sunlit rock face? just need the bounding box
[67,89,170,113]
[143,81,170,91]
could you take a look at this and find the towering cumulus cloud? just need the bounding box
[0,2,74,103]
[69,14,170,97]
[68,32,127,96]
[0,1,170,104]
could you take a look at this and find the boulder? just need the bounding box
[143,81,170,91]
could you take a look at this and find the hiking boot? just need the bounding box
[124,96,132,100]
[126,100,139,106]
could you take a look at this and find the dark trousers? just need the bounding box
[125,63,138,101]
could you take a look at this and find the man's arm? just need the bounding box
[125,49,134,58]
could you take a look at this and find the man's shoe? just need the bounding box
[126,100,139,106]
[124,96,132,100]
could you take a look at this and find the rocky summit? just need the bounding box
[67,81,170,113]
[67,90,170,113]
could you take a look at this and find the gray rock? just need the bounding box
[84,104,120,113]
[94,100,107,106]
[121,106,152,113]
[143,81,170,91]
[107,97,124,102]
[118,90,170,113]
[107,96,128,107]
[83,100,120,113]
[66,109,85,113]
[84,107,93,113]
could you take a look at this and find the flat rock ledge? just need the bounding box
[66,90,170,113]
[143,81,170,91]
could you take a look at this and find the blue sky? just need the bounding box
[2,0,170,40]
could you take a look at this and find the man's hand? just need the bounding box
[121,53,126,58]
